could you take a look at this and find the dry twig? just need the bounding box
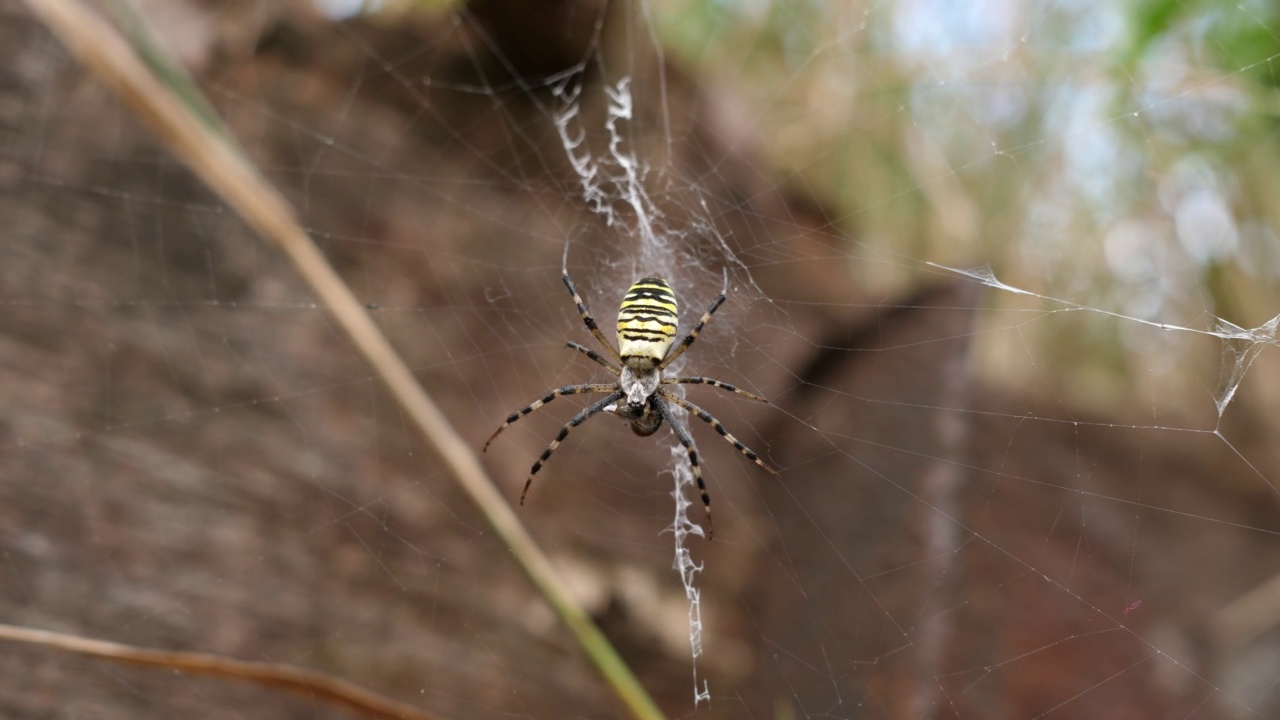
[0,623,440,720]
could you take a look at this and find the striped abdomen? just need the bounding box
[617,277,677,370]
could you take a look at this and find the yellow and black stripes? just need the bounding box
[521,391,624,505]
[617,277,679,370]
[485,268,779,541]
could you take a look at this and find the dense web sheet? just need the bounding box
[4,1,1280,719]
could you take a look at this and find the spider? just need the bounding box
[484,269,777,539]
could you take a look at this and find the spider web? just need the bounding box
[3,1,1280,719]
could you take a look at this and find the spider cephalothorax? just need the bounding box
[484,269,777,539]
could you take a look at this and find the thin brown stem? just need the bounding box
[0,623,439,720]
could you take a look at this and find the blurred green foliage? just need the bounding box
[650,0,1280,419]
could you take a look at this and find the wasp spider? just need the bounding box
[484,270,777,539]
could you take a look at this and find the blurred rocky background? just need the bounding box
[2,1,1280,718]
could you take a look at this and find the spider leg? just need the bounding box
[521,391,624,505]
[654,396,715,539]
[657,287,726,371]
[485,384,619,451]
[661,392,778,476]
[662,376,768,403]
[566,340,621,375]
[563,270,624,365]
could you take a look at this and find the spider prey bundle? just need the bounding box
[484,270,777,539]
